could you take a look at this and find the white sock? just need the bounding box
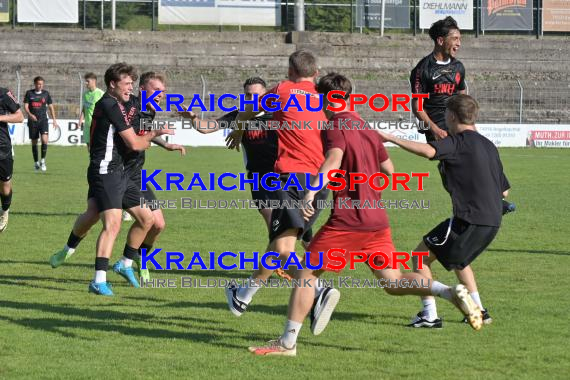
[430,281,453,301]
[236,277,261,303]
[421,297,438,320]
[94,270,106,283]
[64,245,75,255]
[41,158,45,164]
[470,291,483,309]
[120,256,133,267]
[281,320,303,348]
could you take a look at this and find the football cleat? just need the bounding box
[248,339,296,357]
[451,284,482,331]
[310,287,340,335]
[88,281,114,296]
[40,162,47,172]
[463,308,493,325]
[34,162,40,172]
[0,210,9,233]
[113,261,140,288]
[408,312,443,328]
[133,255,151,283]
[225,285,249,317]
[49,248,75,268]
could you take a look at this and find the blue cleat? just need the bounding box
[113,260,140,288]
[88,281,114,296]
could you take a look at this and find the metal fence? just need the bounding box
[7,70,570,124]
[2,0,568,37]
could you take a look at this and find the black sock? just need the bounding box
[41,143,48,159]
[1,191,12,211]
[32,145,38,162]
[123,244,139,260]
[66,231,83,249]
[95,257,109,271]
[138,243,153,257]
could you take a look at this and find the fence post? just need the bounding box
[412,0,416,36]
[83,0,87,30]
[475,0,480,38]
[200,75,207,120]
[516,79,523,124]
[152,0,157,31]
[11,0,16,29]
[350,0,353,33]
[15,70,21,104]
[101,0,104,31]
[78,73,84,123]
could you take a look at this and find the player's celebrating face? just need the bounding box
[429,16,461,61]
[106,71,134,103]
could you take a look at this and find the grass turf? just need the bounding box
[0,146,569,379]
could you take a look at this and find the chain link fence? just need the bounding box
[5,69,569,124]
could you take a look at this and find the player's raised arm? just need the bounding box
[378,130,436,159]
[151,136,186,156]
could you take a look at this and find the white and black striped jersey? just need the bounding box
[89,93,137,174]
[0,87,20,160]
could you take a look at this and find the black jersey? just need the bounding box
[89,93,138,175]
[218,110,277,175]
[410,54,466,131]
[24,89,52,120]
[124,96,156,175]
[0,88,20,160]
[429,130,510,227]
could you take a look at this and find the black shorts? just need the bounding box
[87,169,127,212]
[0,156,14,182]
[28,119,49,140]
[269,173,329,242]
[249,171,277,208]
[127,169,158,211]
[122,176,144,210]
[423,217,499,271]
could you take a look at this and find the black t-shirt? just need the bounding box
[410,54,466,131]
[89,93,138,174]
[124,96,156,175]
[429,130,510,227]
[217,110,278,175]
[24,89,53,120]
[0,88,20,159]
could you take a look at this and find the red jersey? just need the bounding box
[325,111,390,231]
[264,80,327,175]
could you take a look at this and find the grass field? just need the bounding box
[1,145,569,379]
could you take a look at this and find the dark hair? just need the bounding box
[316,72,352,100]
[104,63,138,88]
[33,76,44,84]
[289,49,318,78]
[139,71,166,87]
[429,16,459,42]
[447,94,479,125]
[84,72,97,81]
[243,77,266,91]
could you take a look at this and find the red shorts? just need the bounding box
[306,224,395,273]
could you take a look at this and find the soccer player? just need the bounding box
[79,72,105,150]
[49,71,184,285]
[84,63,172,296]
[377,94,511,329]
[179,77,312,246]
[24,76,59,172]
[224,50,331,317]
[410,16,465,142]
[0,87,24,232]
[248,74,483,356]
